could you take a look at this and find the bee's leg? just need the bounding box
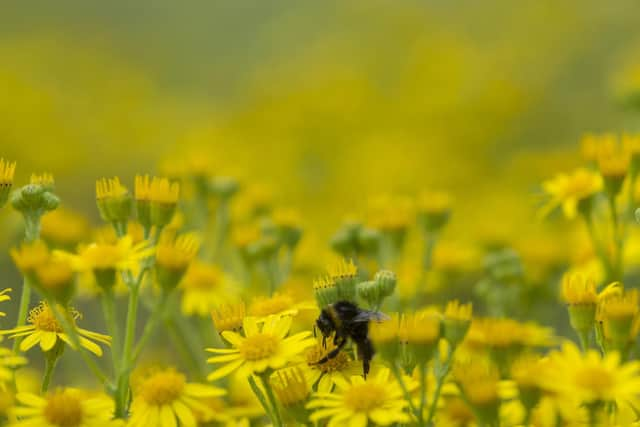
[322,335,326,348]
[313,325,317,338]
[357,338,374,379]
[313,337,347,365]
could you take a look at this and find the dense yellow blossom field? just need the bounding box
[2,2,640,427]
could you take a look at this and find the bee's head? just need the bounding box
[315,310,334,338]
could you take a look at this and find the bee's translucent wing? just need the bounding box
[353,310,390,323]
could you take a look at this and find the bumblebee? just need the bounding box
[314,300,389,377]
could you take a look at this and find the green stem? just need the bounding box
[247,375,276,422]
[100,289,120,374]
[131,292,169,364]
[425,347,454,425]
[418,363,428,426]
[115,285,140,417]
[259,371,283,427]
[608,196,623,281]
[578,329,591,352]
[583,213,614,282]
[41,355,58,393]
[391,363,420,421]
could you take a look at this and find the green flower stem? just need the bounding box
[418,362,428,426]
[391,363,420,423]
[578,328,591,352]
[248,375,276,423]
[608,196,623,281]
[115,284,140,417]
[41,353,60,393]
[258,371,283,427]
[425,347,454,426]
[131,291,170,364]
[100,289,120,374]
[583,212,614,282]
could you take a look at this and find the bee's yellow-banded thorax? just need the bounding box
[326,305,342,328]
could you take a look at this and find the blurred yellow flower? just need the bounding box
[8,389,119,427]
[180,261,238,317]
[540,168,603,219]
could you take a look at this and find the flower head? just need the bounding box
[0,158,16,208]
[543,341,640,407]
[0,302,111,356]
[271,367,310,422]
[248,293,317,322]
[540,168,603,219]
[301,336,363,392]
[135,175,180,229]
[8,389,119,427]
[180,261,237,317]
[41,209,90,249]
[155,231,200,291]
[95,177,132,224]
[307,368,410,427]
[129,367,225,427]
[212,302,246,333]
[206,315,314,381]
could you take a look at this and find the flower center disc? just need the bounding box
[240,333,278,361]
[140,371,186,406]
[344,384,386,412]
[28,305,63,332]
[574,366,614,393]
[307,345,351,373]
[44,392,83,427]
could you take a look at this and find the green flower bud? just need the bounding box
[374,270,396,298]
[210,176,239,200]
[96,177,132,226]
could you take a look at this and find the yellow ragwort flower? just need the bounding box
[543,341,640,407]
[248,292,317,323]
[128,367,225,427]
[271,366,309,408]
[180,261,238,317]
[211,302,246,333]
[0,158,16,185]
[206,315,314,381]
[540,168,603,219]
[301,336,363,393]
[307,368,410,427]
[561,274,598,305]
[8,389,119,427]
[0,302,111,356]
[41,209,91,248]
[0,288,11,317]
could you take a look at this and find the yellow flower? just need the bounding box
[212,303,246,333]
[155,231,200,291]
[453,359,501,422]
[95,176,132,224]
[0,158,16,207]
[74,236,153,271]
[128,367,225,427]
[561,273,597,305]
[206,315,314,381]
[0,288,11,317]
[248,293,317,322]
[8,389,120,427]
[543,341,640,407]
[180,261,238,317]
[30,173,54,187]
[41,209,91,249]
[271,366,309,408]
[540,168,603,219]
[10,240,50,274]
[0,347,27,382]
[300,336,363,392]
[401,311,441,362]
[0,158,16,185]
[0,302,111,356]
[135,175,180,228]
[307,367,410,427]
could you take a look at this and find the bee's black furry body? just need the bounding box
[315,300,379,377]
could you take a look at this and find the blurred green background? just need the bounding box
[1,0,640,241]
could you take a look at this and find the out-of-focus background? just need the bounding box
[2,0,640,267]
